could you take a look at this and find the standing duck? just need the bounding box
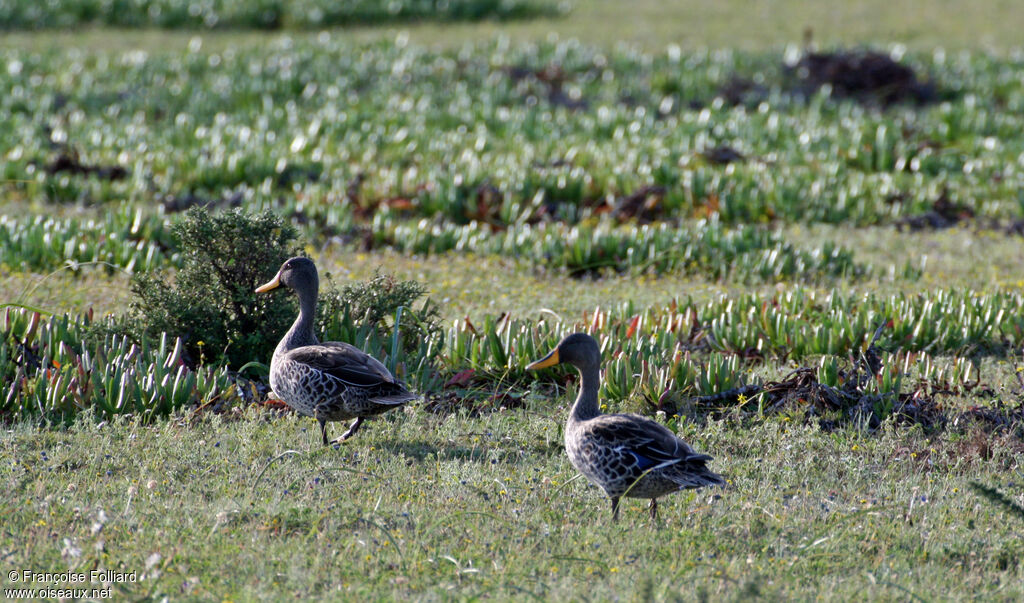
[528,332,724,520]
[255,257,416,445]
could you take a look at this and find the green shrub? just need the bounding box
[127,207,299,369]
[125,207,440,374]
[318,270,443,377]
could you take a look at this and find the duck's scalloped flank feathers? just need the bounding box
[571,414,726,499]
[585,414,714,469]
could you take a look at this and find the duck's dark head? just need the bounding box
[255,256,319,296]
[527,332,601,372]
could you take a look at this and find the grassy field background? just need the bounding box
[4,0,1024,600]
[3,0,1024,51]
[6,408,1024,600]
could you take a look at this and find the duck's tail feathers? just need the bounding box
[372,392,420,406]
[668,461,727,489]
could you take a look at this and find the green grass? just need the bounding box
[0,0,562,31]
[3,0,1024,52]
[3,0,1024,598]
[8,224,1024,323]
[4,41,1023,231]
[4,38,1024,283]
[2,410,1023,599]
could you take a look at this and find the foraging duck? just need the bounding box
[255,257,416,445]
[528,333,724,520]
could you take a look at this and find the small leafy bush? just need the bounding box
[126,207,299,369]
[124,207,440,373]
[332,271,432,328]
[318,270,443,372]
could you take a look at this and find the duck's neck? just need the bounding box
[569,362,602,423]
[278,285,319,354]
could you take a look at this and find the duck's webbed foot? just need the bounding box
[335,417,364,442]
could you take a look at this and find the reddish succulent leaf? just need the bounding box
[625,315,640,339]
[444,369,476,389]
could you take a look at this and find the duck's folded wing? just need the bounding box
[586,415,713,471]
[284,342,399,388]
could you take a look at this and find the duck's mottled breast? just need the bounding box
[269,351,336,417]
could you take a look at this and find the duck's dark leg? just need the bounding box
[610,497,621,522]
[339,417,364,441]
[649,498,658,520]
[319,418,329,446]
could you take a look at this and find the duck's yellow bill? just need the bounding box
[255,273,281,293]
[526,348,559,370]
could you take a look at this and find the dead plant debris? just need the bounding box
[159,191,244,213]
[895,186,975,231]
[714,48,939,108]
[676,322,1023,434]
[41,150,129,181]
[787,50,937,106]
[699,145,748,166]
